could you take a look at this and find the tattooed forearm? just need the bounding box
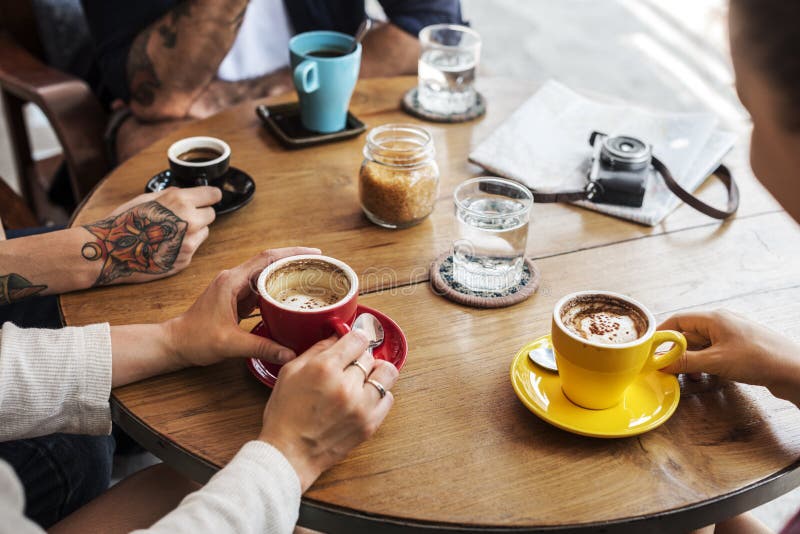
[157,2,193,49]
[81,201,188,286]
[126,0,251,115]
[127,26,161,107]
[0,274,47,305]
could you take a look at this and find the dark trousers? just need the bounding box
[0,225,115,528]
[0,434,115,528]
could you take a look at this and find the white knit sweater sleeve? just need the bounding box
[135,441,302,534]
[0,322,112,440]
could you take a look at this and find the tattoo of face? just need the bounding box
[0,274,47,306]
[81,201,188,286]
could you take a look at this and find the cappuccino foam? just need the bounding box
[560,294,648,345]
[264,259,350,311]
[274,287,343,311]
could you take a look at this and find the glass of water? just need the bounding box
[452,177,533,292]
[418,24,481,115]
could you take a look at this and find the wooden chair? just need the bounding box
[0,175,38,238]
[0,0,109,224]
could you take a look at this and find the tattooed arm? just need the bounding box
[127,0,250,121]
[0,187,220,305]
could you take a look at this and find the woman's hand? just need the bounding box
[83,187,222,286]
[111,247,319,387]
[259,333,400,491]
[164,247,320,367]
[659,310,800,406]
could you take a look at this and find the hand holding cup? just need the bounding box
[164,247,320,368]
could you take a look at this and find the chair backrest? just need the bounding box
[0,175,38,230]
[0,0,109,217]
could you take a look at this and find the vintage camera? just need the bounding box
[587,131,651,207]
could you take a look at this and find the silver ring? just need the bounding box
[365,379,387,399]
[348,359,369,379]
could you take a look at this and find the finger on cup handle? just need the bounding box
[181,185,223,207]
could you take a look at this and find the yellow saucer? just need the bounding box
[510,335,680,438]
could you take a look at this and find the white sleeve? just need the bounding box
[136,441,302,534]
[0,461,46,534]
[0,322,112,441]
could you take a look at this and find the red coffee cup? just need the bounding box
[256,255,359,354]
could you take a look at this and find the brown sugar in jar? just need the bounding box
[359,124,440,229]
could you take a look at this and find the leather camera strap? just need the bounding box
[651,156,739,220]
[528,157,740,220]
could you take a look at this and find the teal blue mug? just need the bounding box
[289,31,362,133]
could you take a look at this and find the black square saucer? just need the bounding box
[145,167,255,215]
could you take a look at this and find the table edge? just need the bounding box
[110,395,800,533]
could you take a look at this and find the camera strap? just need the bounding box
[527,156,740,220]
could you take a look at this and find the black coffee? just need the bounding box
[178,148,223,163]
[307,48,347,58]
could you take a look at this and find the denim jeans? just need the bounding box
[0,434,115,528]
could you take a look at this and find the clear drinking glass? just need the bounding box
[418,24,481,115]
[452,177,533,292]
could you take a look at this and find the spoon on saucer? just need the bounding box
[528,346,558,373]
[353,312,384,355]
[348,18,373,54]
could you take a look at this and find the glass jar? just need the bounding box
[359,124,440,229]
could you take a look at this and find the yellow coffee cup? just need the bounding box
[551,291,686,410]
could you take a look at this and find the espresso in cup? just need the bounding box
[307,48,348,58]
[559,293,649,345]
[263,259,351,311]
[167,136,231,186]
[257,255,359,354]
[551,291,687,410]
[177,147,224,163]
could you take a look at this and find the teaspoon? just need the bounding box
[353,312,384,355]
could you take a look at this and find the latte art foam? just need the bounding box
[263,259,351,312]
[274,288,343,311]
[560,294,649,345]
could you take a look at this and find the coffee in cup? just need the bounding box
[177,147,224,163]
[263,258,351,311]
[167,136,231,186]
[552,291,687,410]
[307,48,348,58]
[289,31,361,133]
[559,293,649,345]
[257,255,359,354]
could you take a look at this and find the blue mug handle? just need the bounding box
[293,60,319,94]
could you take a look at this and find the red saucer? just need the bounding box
[247,304,408,388]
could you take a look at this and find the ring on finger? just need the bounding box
[348,359,370,379]
[365,378,387,399]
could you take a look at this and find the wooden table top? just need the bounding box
[60,77,800,533]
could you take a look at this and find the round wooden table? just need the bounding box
[60,77,800,533]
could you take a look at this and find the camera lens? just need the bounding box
[601,135,652,171]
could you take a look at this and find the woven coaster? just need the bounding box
[429,253,541,308]
[402,87,486,123]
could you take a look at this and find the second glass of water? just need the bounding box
[452,177,533,292]
[418,24,481,115]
